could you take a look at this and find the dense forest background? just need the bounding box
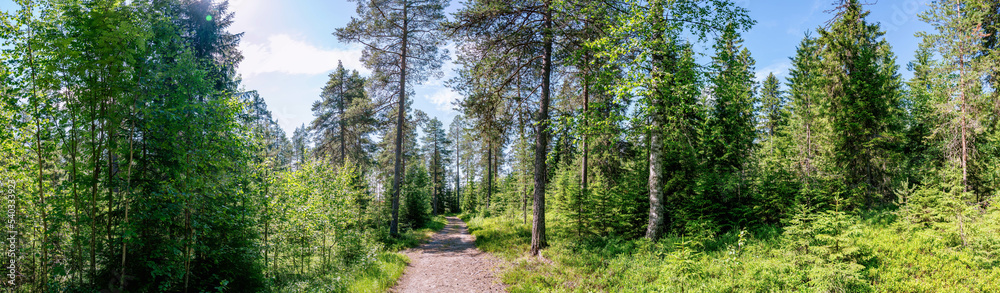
[1,0,999,292]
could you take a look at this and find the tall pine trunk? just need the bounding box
[530,0,553,256]
[389,2,409,237]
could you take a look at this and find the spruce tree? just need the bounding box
[760,73,787,139]
[701,23,758,228]
[818,0,904,203]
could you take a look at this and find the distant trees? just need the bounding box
[337,0,449,237]
[312,61,375,166]
[447,0,558,255]
[422,118,452,215]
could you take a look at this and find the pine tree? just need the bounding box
[918,0,993,199]
[312,61,372,166]
[336,0,449,236]
[447,0,557,255]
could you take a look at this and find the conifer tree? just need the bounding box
[336,0,449,236]
[760,73,787,139]
[422,118,452,215]
[918,0,994,198]
[818,0,904,202]
[312,61,372,166]
[700,23,758,227]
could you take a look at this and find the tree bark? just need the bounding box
[486,143,493,211]
[580,63,589,238]
[390,2,409,237]
[432,139,439,215]
[530,0,552,256]
[645,2,666,241]
[340,69,347,164]
[455,129,461,213]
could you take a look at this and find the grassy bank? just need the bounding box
[465,210,1000,292]
[273,215,448,292]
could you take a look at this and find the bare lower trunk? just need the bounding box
[486,145,493,211]
[645,120,664,240]
[645,3,666,241]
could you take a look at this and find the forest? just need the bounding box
[1,0,998,292]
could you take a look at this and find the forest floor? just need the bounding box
[391,216,507,293]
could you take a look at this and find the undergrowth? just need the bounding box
[271,215,448,292]
[465,209,1000,292]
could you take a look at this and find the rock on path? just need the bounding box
[391,216,506,293]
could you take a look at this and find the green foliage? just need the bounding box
[782,209,871,292]
[818,0,905,204]
[467,209,999,292]
[548,158,648,240]
[312,61,374,166]
[401,161,432,230]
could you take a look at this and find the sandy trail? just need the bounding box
[391,216,506,293]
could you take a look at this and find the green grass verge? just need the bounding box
[345,252,410,293]
[383,215,449,251]
[271,215,449,292]
[465,211,1000,292]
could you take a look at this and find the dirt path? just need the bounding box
[391,216,506,293]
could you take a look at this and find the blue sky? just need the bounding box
[2,0,934,137]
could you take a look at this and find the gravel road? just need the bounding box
[391,216,506,293]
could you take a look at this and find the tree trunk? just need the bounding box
[580,64,589,238]
[455,131,461,213]
[432,140,439,215]
[389,3,409,237]
[530,0,553,256]
[340,70,347,165]
[29,31,49,291]
[645,3,666,241]
[90,93,101,286]
[486,144,493,211]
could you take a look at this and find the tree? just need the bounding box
[785,33,829,189]
[818,0,904,203]
[597,0,753,240]
[760,73,787,139]
[447,0,558,255]
[422,118,452,215]
[336,0,449,236]
[917,0,993,197]
[292,124,311,168]
[312,61,372,166]
[700,23,758,229]
[449,115,466,213]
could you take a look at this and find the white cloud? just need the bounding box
[425,89,461,111]
[238,34,367,77]
[755,62,791,82]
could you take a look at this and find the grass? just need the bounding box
[383,214,450,251]
[464,209,1000,292]
[270,215,449,292]
[345,252,410,293]
[351,214,449,292]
